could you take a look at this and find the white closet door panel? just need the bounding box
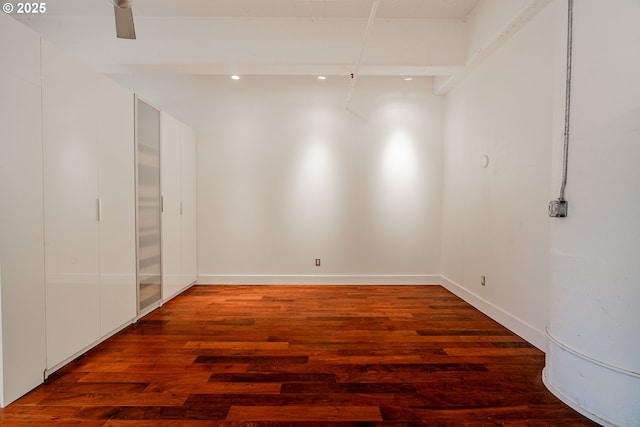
[0,13,41,86]
[44,277,100,369]
[0,16,46,403]
[0,79,45,405]
[161,112,183,300]
[180,123,198,286]
[42,40,100,275]
[41,40,100,369]
[96,76,136,335]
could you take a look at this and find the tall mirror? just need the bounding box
[135,98,162,313]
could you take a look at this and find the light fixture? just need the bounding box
[231,75,240,80]
[317,75,327,80]
[403,76,413,81]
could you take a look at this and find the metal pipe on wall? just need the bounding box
[345,0,380,109]
[548,0,573,218]
[559,0,573,202]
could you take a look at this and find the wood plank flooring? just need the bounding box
[0,285,598,426]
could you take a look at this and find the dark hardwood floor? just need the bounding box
[0,285,598,426]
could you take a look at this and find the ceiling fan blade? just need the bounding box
[114,4,136,39]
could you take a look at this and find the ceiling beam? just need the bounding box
[434,0,553,95]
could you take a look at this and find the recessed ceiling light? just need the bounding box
[231,75,240,80]
[403,76,413,81]
[317,75,327,80]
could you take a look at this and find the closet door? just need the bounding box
[97,76,136,335]
[180,123,198,285]
[0,14,46,405]
[161,112,183,301]
[136,99,162,313]
[41,40,101,369]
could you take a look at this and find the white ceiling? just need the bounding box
[15,0,477,75]
[24,0,480,19]
[12,0,549,127]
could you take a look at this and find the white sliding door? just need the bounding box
[97,76,136,335]
[161,114,197,302]
[0,13,46,405]
[42,40,137,371]
[42,40,101,369]
[136,99,162,313]
[180,123,198,286]
[161,112,182,300]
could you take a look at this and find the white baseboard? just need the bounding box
[438,275,547,351]
[197,274,441,285]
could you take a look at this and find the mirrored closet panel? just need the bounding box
[136,98,162,313]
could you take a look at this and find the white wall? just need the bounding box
[544,1,640,425]
[197,76,443,283]
[441,2,564,349]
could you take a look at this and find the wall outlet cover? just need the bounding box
[549,200,568,217]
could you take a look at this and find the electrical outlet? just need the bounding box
[315,258,321,267]
[481,275,486,286]
[549,200,568,217]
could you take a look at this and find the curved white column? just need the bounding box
[544,329,640,426]
[545,1,640,425]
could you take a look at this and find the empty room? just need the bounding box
[0,0,638,425]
